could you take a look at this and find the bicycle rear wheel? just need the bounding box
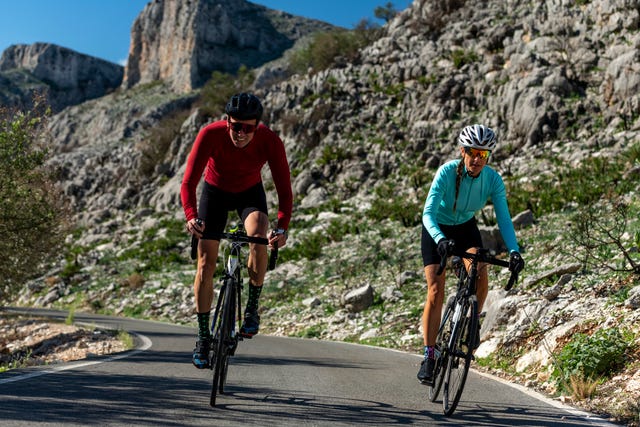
[442,295,478,416]
[210,279,235,406]
[429,296,455,402]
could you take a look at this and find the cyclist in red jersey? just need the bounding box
[181,93,293,369]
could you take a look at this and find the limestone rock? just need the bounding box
[0,43,123,112]
[122,0,335,93]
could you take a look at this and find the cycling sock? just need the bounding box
[197,311,212,339]
[245,283,263,313]
[424,345,436,359]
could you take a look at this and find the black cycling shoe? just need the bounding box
[192,337,212,369]
[239,311,260,337]
[417,357,436,385]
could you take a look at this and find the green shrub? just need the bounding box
[450,49,479,69]
[117,219,190,273]
[367,183,422,227]
[507,143,640,217]
[0,97,69,302]
[551,327,630,392]
[288,22,382,75]
[317,145,351,166]
[277,217,361,263]
[198,66,255,119]
[569,198,640,273]
[278,232,324,262]
[137,110,190,177]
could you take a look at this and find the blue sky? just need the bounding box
[0,1,411,66]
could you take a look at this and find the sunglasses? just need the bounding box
[464,147,491,160]
[228,121,257,134]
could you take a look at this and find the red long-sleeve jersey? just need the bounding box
[180,120,293,230]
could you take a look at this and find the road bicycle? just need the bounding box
[428,246,519,416]
[191,221,278,407]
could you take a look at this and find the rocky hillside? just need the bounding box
[0,43,123,113]
[6,0,640,425]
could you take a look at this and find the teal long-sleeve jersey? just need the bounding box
[422,159,520,253]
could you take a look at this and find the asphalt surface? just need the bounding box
[0,307,619,426]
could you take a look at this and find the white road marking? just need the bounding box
[0,332,152,385]
[472,368,618,427]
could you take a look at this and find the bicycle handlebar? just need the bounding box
[189,220,278,270]
[218,231,278,271]
[437,247,519,291]
[483,255,518,291]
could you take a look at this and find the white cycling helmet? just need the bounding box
[458,124,497,150]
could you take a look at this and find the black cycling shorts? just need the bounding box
[421,217,483,266]
[198,182,268,240]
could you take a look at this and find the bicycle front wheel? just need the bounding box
[210,279,235,406]
[218,278,236,393]
[429,296,455,402]
[442,295,478,416]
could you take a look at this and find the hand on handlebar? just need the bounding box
[437,239,455,258]
[187,218,204,239]
[509,251,525,274]
[269,229,287,249]
[436,239,455,276]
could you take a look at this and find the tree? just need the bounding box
[0,97,69,303]
[374,2,398,23]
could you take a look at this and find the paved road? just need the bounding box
[0,308,618,426]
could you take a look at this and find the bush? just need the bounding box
[367,183,422,227]
[288,22,382,75]
[116,219,190,273]
[507,143,640,217]
[198,66,255,119]
[137,110,190,178]
[0,98,69,303]
[569,198,640,273]
[552,327,630,393]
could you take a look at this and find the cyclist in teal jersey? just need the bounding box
[417,124,525,384]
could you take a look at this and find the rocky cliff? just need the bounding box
[122,0,335,92]
[0,43,123,112]
[0,0,333,111]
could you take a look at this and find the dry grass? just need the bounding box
[568,373,599,400]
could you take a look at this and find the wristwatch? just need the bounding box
[275,228,288,238]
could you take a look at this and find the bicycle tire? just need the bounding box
[219,278,237,393]
[429,296,455,402]
[442,295,478,416]
[210,279,234,406]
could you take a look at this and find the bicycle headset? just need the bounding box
[225,93,264,122]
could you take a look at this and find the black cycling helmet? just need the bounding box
[225,93,263,122]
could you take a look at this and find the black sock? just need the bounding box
[197,311,212,339]
[245,284,263,314]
